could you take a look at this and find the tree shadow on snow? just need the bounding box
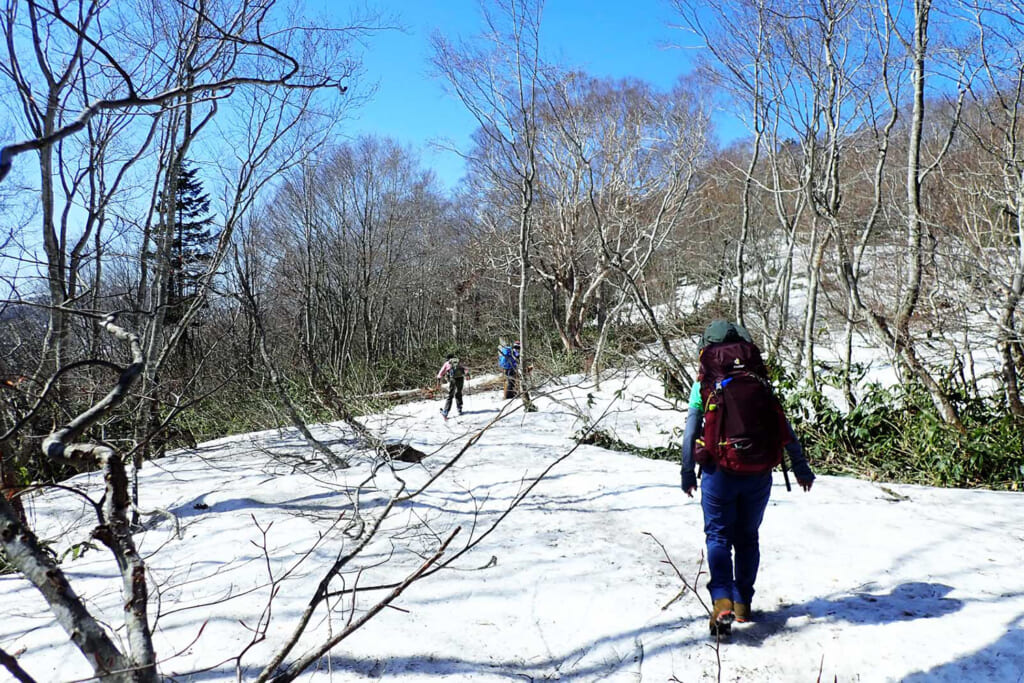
[164,664,250,682]
[318,614,712,681]
[739,581,965,645]
[519,483,681,515]
[169,490,344,518]
[899,613,1024,682]
[163,617,709,681]
[805,581,963,622]
[449,408,500,416]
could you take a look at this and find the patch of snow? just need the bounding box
[2,374,1022,681]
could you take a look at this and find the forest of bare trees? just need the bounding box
[1,0,1024,679]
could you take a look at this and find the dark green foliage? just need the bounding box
[538,348,589,377]
[156,161,218,327]
[780,368,1024,491]
[591,357,1021,492]
[660,364,688,400]
[576,428,681,462]
[60,540,99,563]
[172,383,337,447]
[612,321,662,356]
[167,338,502,447]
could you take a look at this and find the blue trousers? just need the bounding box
[700,468,772,604]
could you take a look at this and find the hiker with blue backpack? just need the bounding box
[437,355,469,419]
[680,320,815,636]
[498,340,520,398]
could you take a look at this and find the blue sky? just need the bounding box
[338,0,709,190]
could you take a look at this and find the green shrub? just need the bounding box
[782,368,1024,491]
[576,428,680,462]
[542,349,589,378]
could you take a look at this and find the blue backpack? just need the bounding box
[498,346,515,371]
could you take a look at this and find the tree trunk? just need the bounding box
[896,0,964,431]
[517,179,535,409]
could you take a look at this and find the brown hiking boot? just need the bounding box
[710,598,735,635]
[734,603,751,623]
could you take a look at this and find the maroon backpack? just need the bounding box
[694,340,791,475]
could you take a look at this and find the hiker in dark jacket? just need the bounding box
[437,355,469,418]
[679,320,814,634]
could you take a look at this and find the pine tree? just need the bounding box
[161,161,217,326]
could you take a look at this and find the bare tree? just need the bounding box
[433,0,547,409]
[537,73,710,383]
[0,0,380,499]
[0,1,398,678]
[676,0,974,431]
[253,136,456,395]
[0,314,155,682]
[0,0,166,387]
[231,231,349,469]
[762,0,893,398]
[0,0,362,180]
[954,0,1024,420]
[671,0,775,329]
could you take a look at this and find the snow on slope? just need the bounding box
[1,372,1022,682]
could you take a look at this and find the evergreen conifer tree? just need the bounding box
[160,161,217,327]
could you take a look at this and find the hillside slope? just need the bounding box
[1,372,1022,682]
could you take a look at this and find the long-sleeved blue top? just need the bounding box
[680,381,814,491]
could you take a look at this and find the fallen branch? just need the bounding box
[0,646,36,683]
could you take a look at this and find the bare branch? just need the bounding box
[0,645,37,683]
[41,314,144,463]
[0,496,129,678]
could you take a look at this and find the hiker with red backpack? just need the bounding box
[680,320,815,636]
[437,355,469,419]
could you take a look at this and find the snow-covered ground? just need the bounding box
[2,372,1023,682]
